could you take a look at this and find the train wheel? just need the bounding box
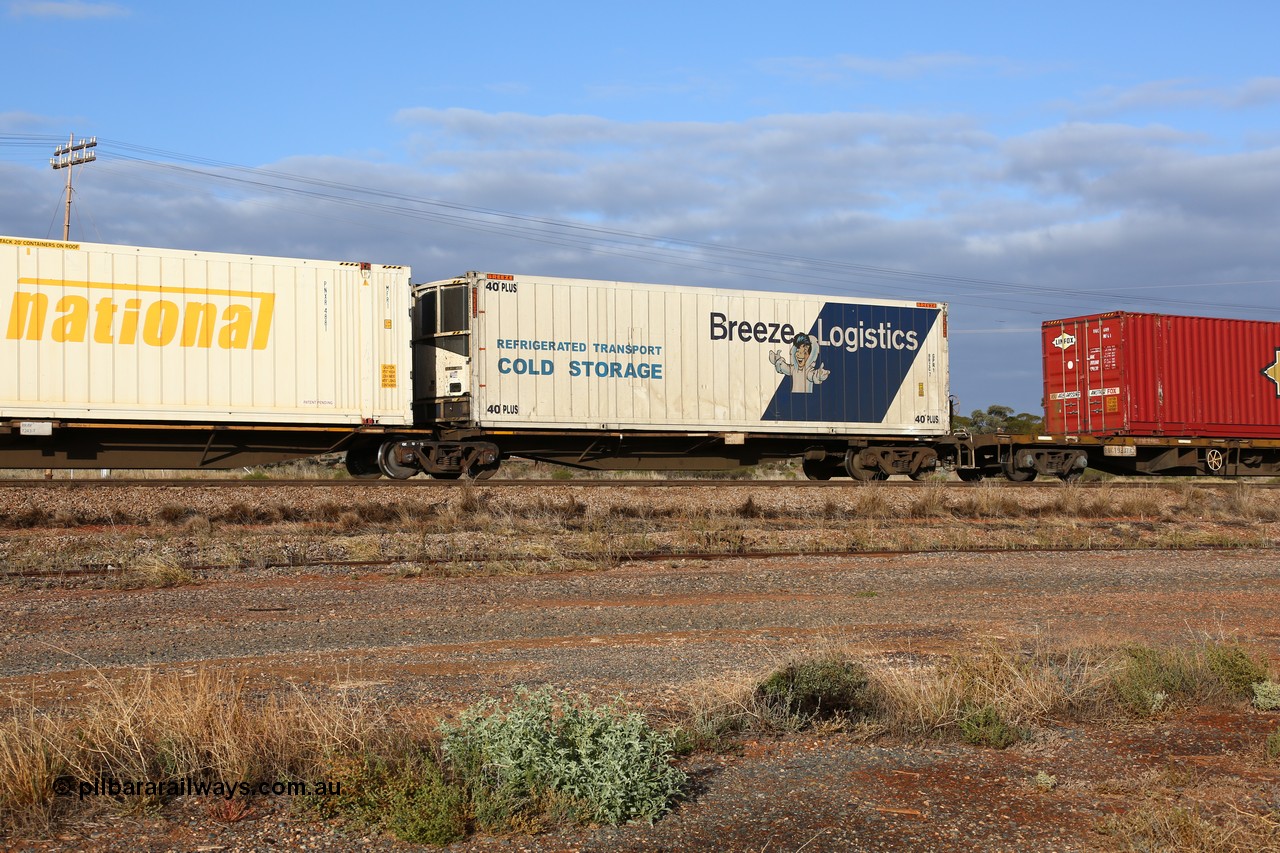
[802,458,835,481]
[467,461,500,480]
[1001,461,1036,482]
[845,451,888,482]
[1205,448,1227,475]
[345,445,382,479]
[378,442,418,480]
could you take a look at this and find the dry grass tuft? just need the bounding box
[1100,798,1279,852]
[0,707,65,832]
[116,554,195,589]
[0,668,403,831]
[849,489,893,520]
[952,486,1024,518]
[676,638,1272,754]
[907,487,950,519]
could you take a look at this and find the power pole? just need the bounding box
[50,134,96,241]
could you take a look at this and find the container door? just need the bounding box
[1044,315,1129,434]
[1043,319,1087,433]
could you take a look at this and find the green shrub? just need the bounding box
[1110,642,1271,716]
[300,753,465,847]
[1267,728,1280,763]
[1112,646,1202,716]
[957,705,1022,749]
[755,655,872,722]
[1205,643,1270,698]
[440,687,685,832]
[384,766,466,846]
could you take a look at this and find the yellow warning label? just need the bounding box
[0,237,80,250]
[381,364,397,388]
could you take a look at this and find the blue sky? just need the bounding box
[3,0,1279,414]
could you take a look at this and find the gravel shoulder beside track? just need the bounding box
[3,484,1279,851]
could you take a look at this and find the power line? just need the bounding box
[6,133,1277,316]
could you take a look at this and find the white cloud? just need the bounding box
[1069,77,1280,116]
[1233,77,1280,107]
[4,107,1280,413]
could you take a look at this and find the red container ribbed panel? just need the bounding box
[1042,312,1280,438]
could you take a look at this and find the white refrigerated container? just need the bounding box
[413,271,949,436]
[1,236,413,426]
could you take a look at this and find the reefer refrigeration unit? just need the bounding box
[1043,311,1280,438]
[0,236,413,468]
[410,271,949,477]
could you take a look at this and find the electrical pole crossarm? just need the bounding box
[50,133,97,241]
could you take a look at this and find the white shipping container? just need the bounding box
[0,236,413,426]
[415,272,949,436]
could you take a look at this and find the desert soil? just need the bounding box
[2,481,1278,851]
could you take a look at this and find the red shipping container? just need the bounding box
[1043,312,1280,438]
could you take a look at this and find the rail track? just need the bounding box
[4,541,1272,581]
[1,476,1273,489]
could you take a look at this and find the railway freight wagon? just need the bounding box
[0,236,413,468]
[960,311,1280,480]
[355,271,951,480]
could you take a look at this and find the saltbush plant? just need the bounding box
[440,687,685,832]
[1252,680,1280,711]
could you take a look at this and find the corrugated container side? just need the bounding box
[1043,311,1280,438]
[0,236,413,425]
[417,272,950,436]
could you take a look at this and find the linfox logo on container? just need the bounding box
[6,277,275,351]
[708,310,920,352]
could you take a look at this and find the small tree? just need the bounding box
[957,404,1044,434]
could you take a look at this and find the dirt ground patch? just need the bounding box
[2,482,1279,851]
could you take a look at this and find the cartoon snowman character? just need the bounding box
[769,332,830,393]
